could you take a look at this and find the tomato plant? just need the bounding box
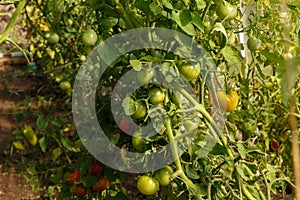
[3,0,298,199]
[137,175,159,196]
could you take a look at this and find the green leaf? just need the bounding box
[61,137,78,152]
[245,185,261,200]
[149,2,161,15]
[172,11,195,36]
[195,0,206,10]
[211,22,227,49]
[162,0,173,9]
[221,46,243,64]
[191,11,204,32]
[236,142,246,159]
[179,9,192,26]
[261,48,284,65]
[129,59,142,70]
[36,115,48,130]
[13,140,26,151]
[221,46,243,75]
[209,142,226,155]
[236,164,248,181]
[52,147,62,161]
[186,165,200,179]
[39,136,47,152]
[99,17,118,30]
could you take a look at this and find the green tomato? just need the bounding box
[177,63,200,81]
[82,29,98,46]
[132,132,151,153]
[149,87,165,104]
[136,68,155,85]
[247,36,261,51]
[47,33,59,45]
[59,81,71,91]
[137,175,159,195]
[216,1,237,20]
[154,166,174,186]
[131,100,147,119]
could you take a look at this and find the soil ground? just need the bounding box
[0,58,42,199]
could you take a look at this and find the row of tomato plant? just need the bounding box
[1,0,300,199]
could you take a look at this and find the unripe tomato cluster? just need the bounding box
[137,166,174,196]
[67,159,109,197]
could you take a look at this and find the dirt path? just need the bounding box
[0,57,41,199]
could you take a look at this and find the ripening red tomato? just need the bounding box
[92,176,110,192]
[91,159,104,175]
[72,184,87,197]
[67,169,80,185]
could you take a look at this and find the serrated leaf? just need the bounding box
[149,2,161,15]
